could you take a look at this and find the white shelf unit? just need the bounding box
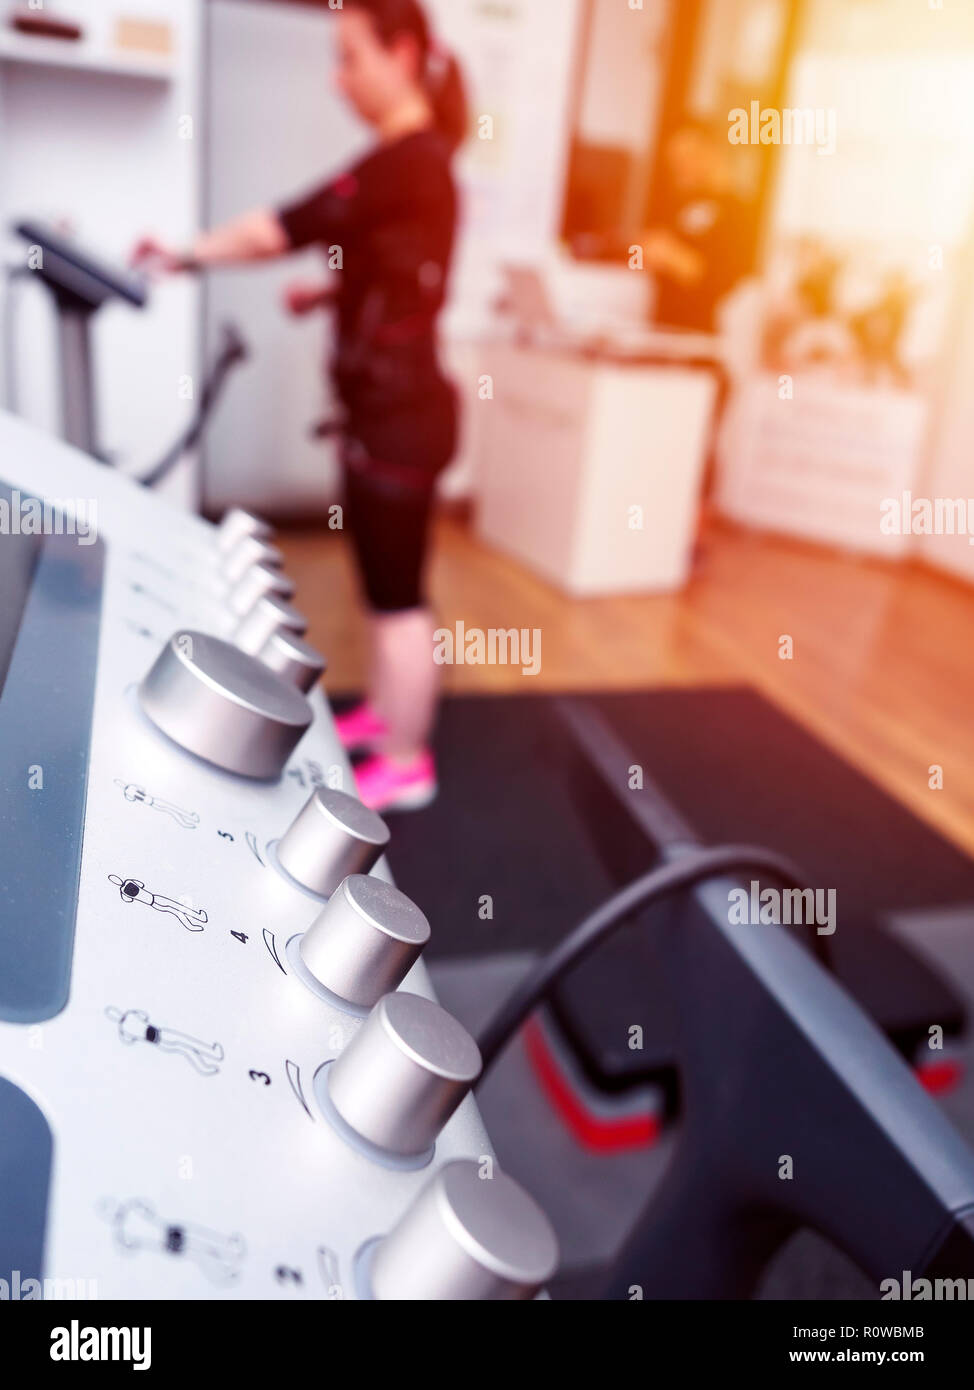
[0,31,172,83]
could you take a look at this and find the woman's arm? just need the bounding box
[282,280,338,316]
[189,208,290,266]
[131,208,290,273]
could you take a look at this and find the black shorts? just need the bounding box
[340,382,457,614]
[342,456,438,614]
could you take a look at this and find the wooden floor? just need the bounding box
[279,513,974,860]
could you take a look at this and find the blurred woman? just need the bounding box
[132,0,465,813]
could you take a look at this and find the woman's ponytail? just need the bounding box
[424,45,468,154]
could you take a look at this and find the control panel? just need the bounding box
[0,409,557,1301]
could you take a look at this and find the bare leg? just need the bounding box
[367,607,440,762]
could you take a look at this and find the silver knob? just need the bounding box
[277,787,389,896]
[327,992,481,1157]
[232,595,307,655]
[138,631,312,779]
[258,633,326,692]
[300,875,430,1008]
[221,536,284,585]
[258,629,327,693]
[227,564,296,617]
[217,508,273,554]
[369,1160,559,1301]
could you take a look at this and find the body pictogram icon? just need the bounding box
[105,1006,224,1075]
[100,1199,245,1285]
[114,780,200,829]
[108,874,208,931]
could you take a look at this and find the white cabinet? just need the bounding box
[476,345,717,595]
[717,374,927,557]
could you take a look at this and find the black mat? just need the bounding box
[585,687,974,923]
[376,692,617,959]
[366,686,974,1080]
[370,686,974,951]
[357,686,974,1298]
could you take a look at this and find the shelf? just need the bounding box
[0,32,172,83]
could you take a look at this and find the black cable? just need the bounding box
[476,844,820,1076]
[135,322,248,488]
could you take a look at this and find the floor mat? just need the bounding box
[338,686,974,1298]
[370,687,974,958]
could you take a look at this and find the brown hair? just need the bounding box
[346,0,467,153]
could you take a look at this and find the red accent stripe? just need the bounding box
[914,1059,963,1095]
[332,173,358,199]
[523,1017,661,1154]
[373,311,435,347]
[525,1024,963,1149]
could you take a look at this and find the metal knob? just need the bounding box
[138,631,312,779]
[327,992,481,1157]
[221,536,284,585]
[300,875,430,1008]
[232,595,307,656]
[277,787,389,896]
[227,564,296,617]
[217,508,273,554]
[369,1160,559,1301]
[257,629,327,693]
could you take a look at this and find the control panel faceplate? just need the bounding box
[0,411,493,1301]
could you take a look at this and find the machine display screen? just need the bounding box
[0,487,42,700]
[0,478,104,1023]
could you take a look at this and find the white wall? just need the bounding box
[0,0,203,503]
[758,17,974,580]
[430,0,584,499]
[434,0,582,328]
[202,0,367,516]
[578,0,665,150]
[921,244,974,585]
[773,53,974,247]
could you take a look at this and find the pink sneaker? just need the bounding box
[334,702,387,752]
[354,751,437,813]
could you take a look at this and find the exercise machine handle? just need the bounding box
[137,322,249,489]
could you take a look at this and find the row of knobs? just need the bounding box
[140,509,325,779]
[218,510,327,682]
[282,794,557,1298]
[134,510,558,1299]
[280,789,556,1297]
